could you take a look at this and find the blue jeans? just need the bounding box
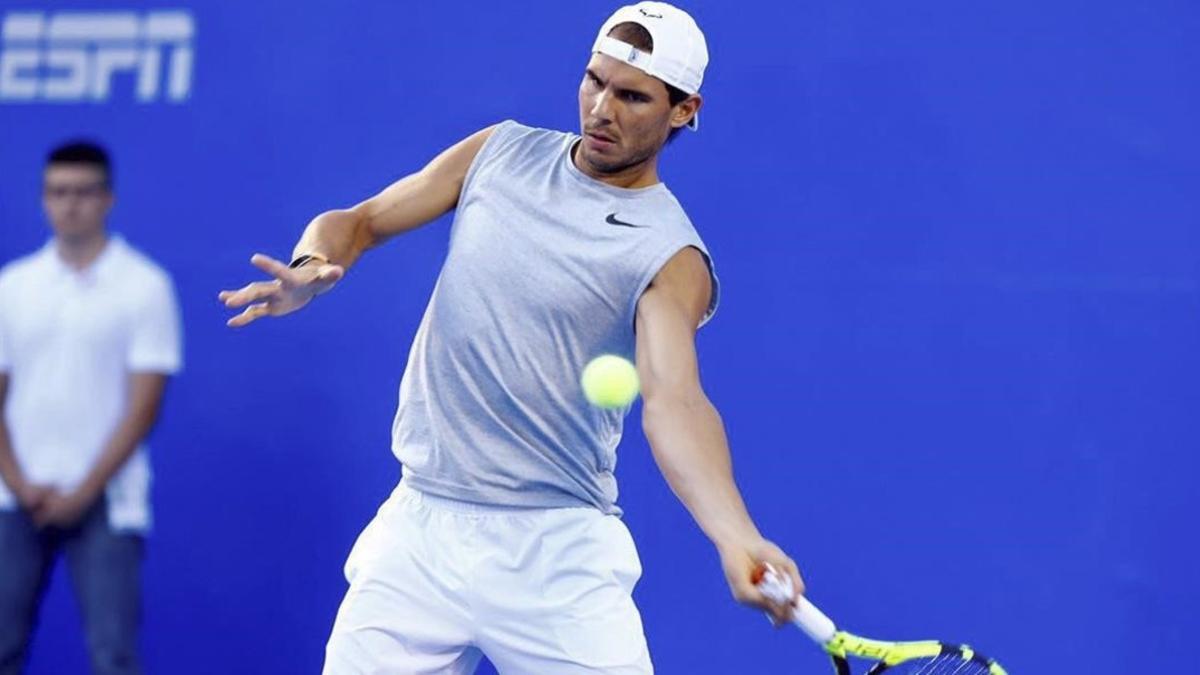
[0,499,143,675]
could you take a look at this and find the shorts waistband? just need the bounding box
[395,479,589,516]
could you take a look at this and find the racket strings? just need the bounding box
[898,654,991,675]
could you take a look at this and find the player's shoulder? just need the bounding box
[660,188,692,221]
[647,187,699,235]
[490,119,570,143]
[485,119,574,158]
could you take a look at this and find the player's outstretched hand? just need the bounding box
[219,253,344,327]
[719,537,804,626]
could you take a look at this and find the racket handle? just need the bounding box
[756,564,838,644]
[791,595,837,644]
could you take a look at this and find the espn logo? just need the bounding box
[0,11,194,103]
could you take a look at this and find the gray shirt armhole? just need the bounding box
[459,119,519,203]
[628,242,720,332]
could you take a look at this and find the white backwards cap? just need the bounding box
[592,2,709,130]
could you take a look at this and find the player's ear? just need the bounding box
[670,94,702,129]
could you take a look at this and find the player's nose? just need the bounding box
[589,89,616,122]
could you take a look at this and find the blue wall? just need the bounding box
[2,1,1197,673]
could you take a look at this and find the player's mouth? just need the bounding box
[585,131,617,152]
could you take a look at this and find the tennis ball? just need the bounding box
[581,355,640,409]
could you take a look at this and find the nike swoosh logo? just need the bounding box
[606,213,646,228]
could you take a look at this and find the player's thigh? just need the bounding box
[324,577,477,674]
[324,635,483,675]
[483,512,652,674]
[324,489,476,674]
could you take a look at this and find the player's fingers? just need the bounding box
[731,570,769,610]
[317,264,344,284]
[764,597,791,626]
[250,253,292,280]
[773,609,791,627]
[734,579,763,605]
[784,558,806,598]
[220,280,281,308]
[310,264,345,293]
[780,560,805,622]
[769,592,795,623]
[752,559,799,621]
[218,283,252,306]
[226,302,271,328]
[739,576,790,621]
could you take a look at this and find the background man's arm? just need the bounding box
[0,373,53,511]
[0,374,20,490]
[34,373,167,527]
[635,247,803,624]
[220,125,497,326]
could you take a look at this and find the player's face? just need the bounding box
[43,164,113,241]
[577,54,674,175]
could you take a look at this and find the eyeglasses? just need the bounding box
[43,183,109,200]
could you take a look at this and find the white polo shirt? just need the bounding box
[0,236,181,532]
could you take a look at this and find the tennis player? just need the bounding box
[221,3,802,672]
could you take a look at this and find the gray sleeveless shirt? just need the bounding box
[392,120,719,514]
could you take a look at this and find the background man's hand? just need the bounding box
[32,487,97,529]
[219,253,344,327]
[15,480,54,513]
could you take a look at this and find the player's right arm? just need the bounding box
[219,125,498,327]
[294,124,498,267]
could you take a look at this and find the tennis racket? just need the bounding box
[754,565,1008,675]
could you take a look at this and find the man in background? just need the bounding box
[0,141,182,675]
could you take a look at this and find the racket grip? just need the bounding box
[791,595,837,644]
[756,564,838,644]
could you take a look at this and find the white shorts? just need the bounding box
[323,483,652,674]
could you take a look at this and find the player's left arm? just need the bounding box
[34,373,168,528]
[635,246,802,624]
